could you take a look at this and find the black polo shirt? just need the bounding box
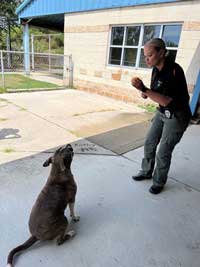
[150,58,190,112]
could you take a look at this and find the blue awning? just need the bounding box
[16,0,182,31]
[17,0,181,18]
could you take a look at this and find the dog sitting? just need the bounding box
[7,144,79,267]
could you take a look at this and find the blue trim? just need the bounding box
[16,0,32,14]
[17,0,180,17]
[190,71,200,116]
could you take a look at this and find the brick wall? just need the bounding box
[64,0,200,103]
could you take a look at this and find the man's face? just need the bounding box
[144,45,164,68]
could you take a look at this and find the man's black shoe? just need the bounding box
[149,185,163,194]
[132,175,152,181]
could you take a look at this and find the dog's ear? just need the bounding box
[43,157,52,167]
[66,144,73,152]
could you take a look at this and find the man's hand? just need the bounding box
[131,77,144,91]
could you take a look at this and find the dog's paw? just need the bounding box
[72,215,80,222]
[67,230,76,238]
[57,238,64,246]
[57,230,76,245]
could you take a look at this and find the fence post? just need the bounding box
[31,34,35,70]
[1,51,5,89]
[49,34,51,72]
[23,23,30,75]
[69,54,73,88]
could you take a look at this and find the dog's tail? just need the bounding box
[7,235,38,267]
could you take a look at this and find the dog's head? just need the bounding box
[43,144,74,171]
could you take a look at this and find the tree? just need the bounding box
[0,1,63,53]
[0,1,23,49]
[0,0,23,20]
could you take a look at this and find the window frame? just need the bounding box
[107,23,182,69]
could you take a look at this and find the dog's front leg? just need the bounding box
[69,202,80,222]
[57,229,76,245]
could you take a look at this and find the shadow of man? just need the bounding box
[0,128,21,140]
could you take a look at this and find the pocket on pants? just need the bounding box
[175,110,191,130]
[166,130,184,150]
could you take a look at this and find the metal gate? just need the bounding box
[0,50,73,90]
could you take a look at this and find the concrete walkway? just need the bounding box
[1,90,200,267]
[0,90,150,163]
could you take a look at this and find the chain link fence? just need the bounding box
[0,50,73,91]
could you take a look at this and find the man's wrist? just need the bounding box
[141,84,147,92]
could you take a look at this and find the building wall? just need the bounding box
[64,0,200,104]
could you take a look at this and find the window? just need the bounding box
[108,24,182,68]
[123,26,140,66]
[143,25,161,45]
[162,25,182,62]
[109,27,124,65]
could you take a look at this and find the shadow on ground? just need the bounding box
[0,128,21,140]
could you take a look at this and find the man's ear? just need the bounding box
[43,157,52,167]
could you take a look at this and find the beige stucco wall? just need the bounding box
[64,0,200,103]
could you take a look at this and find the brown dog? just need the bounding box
[7,144,79,267]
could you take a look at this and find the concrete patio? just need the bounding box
[0,90,200,267]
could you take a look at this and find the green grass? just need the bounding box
[0,87,7,93]
[19,107,27,111]
[0,74,60,93]
[0,98,8,102]
[3,148,15,153]
[138,103,157,113]
[0,117,8,121]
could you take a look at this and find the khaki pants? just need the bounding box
[139,109,191,186]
